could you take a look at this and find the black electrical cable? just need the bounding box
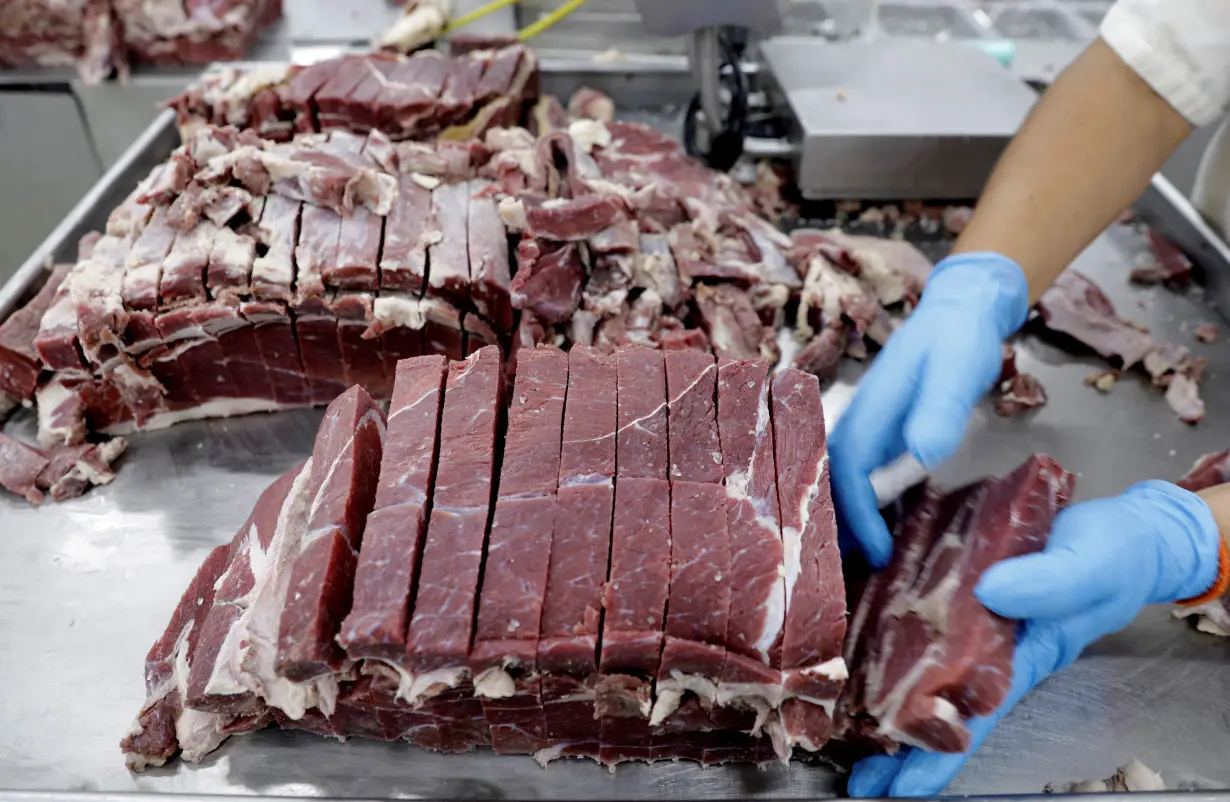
[683,30,749,173]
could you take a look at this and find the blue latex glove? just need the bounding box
[847,480,1221,798]
[829,253,1030,567]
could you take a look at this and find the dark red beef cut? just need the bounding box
[403,345,503,752]
[340,356,446,663]
[595,345,670,764]
[379,174,436,292]
[651,480,733,761]
[467,179,514,332]
[537,344,616,761]
[837,455,1074,755]
[0,263,70,412]
[426,180,472,305]
[665,350,722,484]
[712,359,787,732]
[275,387,386,681]
[770,368,847,755]
[471,346,568,754]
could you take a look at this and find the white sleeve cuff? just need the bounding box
[1100,0,1230,127]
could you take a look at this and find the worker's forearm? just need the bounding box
[953,38,1192,303]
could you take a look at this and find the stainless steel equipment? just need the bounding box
[760,36,1036,198]
[4,55,1230,802]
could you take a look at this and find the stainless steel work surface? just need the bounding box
[3,71,1230,802]
[761,37,1037,199]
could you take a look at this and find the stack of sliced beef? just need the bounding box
[834,455,1074,755]
[30,89,871,446]
[167,46,541,144]
[0,0,280,80]
[120,344,848,769]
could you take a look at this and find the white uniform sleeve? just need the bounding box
[1100,0,1230,127]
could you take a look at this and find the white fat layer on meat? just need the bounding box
[173,621,230,763]
[724,378,787,663]
[473,667,516,699]
[35,379,78,446]
[906,544,963,633]
[782,449,829,610]
[790,693,837,717]
[796,656,848,682]
[101,398,295,435]
[542,198,568,210]
[498,197,527,232]
[372,295,428,331]
[362,658,416,702]
[406,666,467,705]
[558,472,612,489]
[37,289,78,333]
[796,255,864,341]
[762,716,792,763]
[568,119,612,154]
[884,696,964,753]
[715,683,780,730]
[58,438,127,488]
[533,743,569,767]
[852,245,907,305]
[301,408,387,550]
[410,172,441,190]
[205,459,339,719]
[374,1,447,52]
[649,671,719,726]
[225,64,292,108]
[871,642,945,740]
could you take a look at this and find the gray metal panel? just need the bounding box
[0,91,102,285]
[761,37,1037,198]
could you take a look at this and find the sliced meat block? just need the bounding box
[314,56,380,131]
[122,208,177,314]
[473,45,523,103]
[421,297,465,361]
[857,455,1074,754]
[327,206,383,292]
[340,355,448,662]
[295,204,342,302]
[341,58,399,132]
[37,438,126,503]
[403,346,502,751]
[665,350,721,484]
[468,179,513,332]
[471,347,568,754]
[377,51,450,136]
[276,387,386,682]
[715,359,787,714]
[537,344,616,760]
[614,346,668,481]
[35,269,86,372]
[598,477,670,764]
[651,481,733,732]
[121,542,234,770]
[380,175,436,292]
[251,195,301,303]
[184,468,305,718]
[159,220,218,307]
[426,181,471,304]
[594,345,671,763]
[207,227,257,301]
[331,291,390,400]
[279,59,338,133]
[154,305,242,404]
[771,368,846,754]
[1036,270,1159,369]
[240,301,312,407]
[0,263,70,409]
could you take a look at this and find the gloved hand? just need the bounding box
[847,480,1221,798]
[829,253,1030,567]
